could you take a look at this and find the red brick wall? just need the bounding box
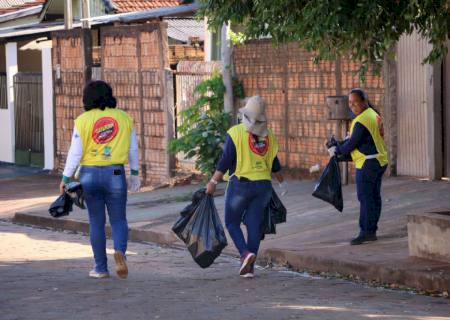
[52,24,173,187]
[233,40,385,178]
[52,30,87,172]
[101,23,172,186]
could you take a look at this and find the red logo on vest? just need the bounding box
[248,134,269,156]
[92,117,119,144]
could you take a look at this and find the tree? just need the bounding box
[198,0,450,78]
[169,73,244,177]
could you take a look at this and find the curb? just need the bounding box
[258,248,450,293]
[13,212,181,248]
[12,212,450,293]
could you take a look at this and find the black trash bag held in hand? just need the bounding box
[172,191,228,268]
[259,188,287,240]
[172,188,206,243]
[65,182,85,209]
[312,156,343,212]
[269,188,287,224]
[49,193,74,218]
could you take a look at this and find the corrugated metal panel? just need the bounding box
[165,18,205,43]
[396,31,432,177]
[90,0,107,16]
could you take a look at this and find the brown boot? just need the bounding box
[114,251,128,279]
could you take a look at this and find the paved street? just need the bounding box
[1,221,449,320]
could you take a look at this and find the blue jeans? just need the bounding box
[356,160,387,236]
[225,178,272,257]
[80,165,128,273]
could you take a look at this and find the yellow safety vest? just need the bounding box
[75,107,133,166]
[349,108,388,169]
[227,123,278,181]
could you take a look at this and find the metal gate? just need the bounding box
[14,72,44,167]
[396,31,432,177]
[174,61,222,170]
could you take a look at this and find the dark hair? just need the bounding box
[349,88,379,114]
[83,80,117,111]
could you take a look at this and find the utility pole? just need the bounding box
[64,0,73,30]
[221,22,234,115]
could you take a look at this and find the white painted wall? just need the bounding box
[0,42,17,163]
[42,45,54,170]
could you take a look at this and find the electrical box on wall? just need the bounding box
[326,96,353,121]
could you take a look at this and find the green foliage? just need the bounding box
[198,0,450,79]
[169,73,244,176]
[229,30,247,45]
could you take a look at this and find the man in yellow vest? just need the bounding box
[206,96,286,278]
[328,88,388,245]
[59,81,140,279]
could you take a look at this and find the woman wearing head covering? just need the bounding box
[59,80,140,279]
[328,88,388,245]
[206,96,286,278]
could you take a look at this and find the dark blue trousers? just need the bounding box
[355,160,387,236]
[224,178,272,257]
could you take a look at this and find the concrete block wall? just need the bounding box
[233,40,385,177]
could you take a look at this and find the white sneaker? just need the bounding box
[240,272,254,279]
[89,269,110,279]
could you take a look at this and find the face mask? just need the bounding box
[242,114,268,137]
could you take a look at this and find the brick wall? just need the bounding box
[52,30,87,172]
[233,40,385,178]
[101,23,172,186]
[52,23,173,187]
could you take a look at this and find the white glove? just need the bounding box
[328,146,337,157]
[279,181,288,197]
[127,175,141,193]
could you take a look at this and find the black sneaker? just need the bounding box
[350,234,377,245]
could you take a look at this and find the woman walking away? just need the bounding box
[327,88,388,245]
[59,80,140,279]
[206,96,286,278]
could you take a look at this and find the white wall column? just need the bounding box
[204,17,213,61]
[42,45,54,170]
[0,42,18,163]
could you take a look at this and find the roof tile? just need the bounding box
[112,0,181,13]
[0,0,45,15]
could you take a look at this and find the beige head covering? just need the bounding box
[239,95,268,137]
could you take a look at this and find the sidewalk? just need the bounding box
[8,174,450,293]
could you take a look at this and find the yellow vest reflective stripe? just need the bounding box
[228,124,278,181]
[75,108,133,166]
[349,108,388,169]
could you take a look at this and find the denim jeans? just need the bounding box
[356,159,387,236]
[80,165,128,273]
[225,178,272,257]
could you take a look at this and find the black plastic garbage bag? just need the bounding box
[172,191,228,268]
[269,189,287,224]
[312,156,343,212]
[65,182,85,209]
[172,188,206,243]
[261,204,276,236]
[49,193,74,218]
[259,188,287,240]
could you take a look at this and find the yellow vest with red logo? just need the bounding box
[75,108,133,166]
[349,108,388,169]
[228,123,278,181]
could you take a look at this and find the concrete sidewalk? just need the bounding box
[8,174,450,293]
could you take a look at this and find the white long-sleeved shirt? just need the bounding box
[62,127,139,178]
